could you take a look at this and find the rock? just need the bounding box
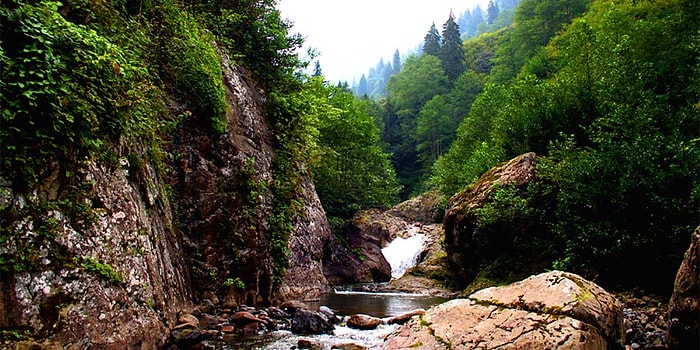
[347,314,382,330]
[332,344,367,350]
[169,325,204,349]
[385,309,425,325]
[230,311,267,330]
[383,271,623,349]
[291,308,335,335]
[443,152,538,285]
[198,313,219,330]
[178,312,200,328]
[387,191,445,224]
[279,300,308,313]
[667,226,699,350]
[298,339,323,350]
[220,325,235,333]
[267,306,291,319]
[318,305,340,324]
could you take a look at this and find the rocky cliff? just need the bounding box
[0,160,191,348]
[0,50,333,347]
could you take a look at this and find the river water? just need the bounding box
[214,226,446,349]
[217,288,448,350]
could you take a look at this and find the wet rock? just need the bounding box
[384,309,425,325]
[667,225,699,350]
[220,325,235,333]
[291,308,335,335]
[383,271,622,349]
[347,314,382,330]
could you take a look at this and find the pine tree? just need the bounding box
[487,0,500,24]
[357,74,368,96]
[392,49,401,75]
[313,60,322,76]
[439,12,465,82]
[423,23,441,56]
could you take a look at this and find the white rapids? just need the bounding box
[381,225,426,279]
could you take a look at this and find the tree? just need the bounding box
[357,74,368,96]
[439,12,465,82]
[386,55,449,197]
[487,0,500,24]
[392,49,402,75]
[312,60,322,76]
[423,22,441,56]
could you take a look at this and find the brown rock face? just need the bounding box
[443,152,538,285]
[383,271,623,349]
[170,55,332,305]
[667,226,699,349]
[0,161,191,348]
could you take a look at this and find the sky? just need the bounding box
[277,0,489,84]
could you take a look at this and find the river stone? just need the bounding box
[292,308,335,335]
[347,314,382,330]
[231,311,267,328]
[385,309,425,325]
[383,271,623,349]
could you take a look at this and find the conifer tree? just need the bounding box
[487,0,500,24]
[439,12,465,82]
[423,23,441,56]
[313,60,322,76]
[392,49,402,75]
[357,74,368,96]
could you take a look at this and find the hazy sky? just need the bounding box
[278,0,489,84]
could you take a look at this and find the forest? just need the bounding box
[330,0,699,291]
[0,0,698,303]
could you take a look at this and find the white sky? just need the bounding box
[277,0,489,84]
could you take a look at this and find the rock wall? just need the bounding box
[168,53,333,306]
[0,160,191,348]
[0,51,334,347]
[667,225,699,349]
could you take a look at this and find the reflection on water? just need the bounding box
[307,288,449,318]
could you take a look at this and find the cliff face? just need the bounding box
[0,160,191,348]
[169,54,333,306]
[0,51,333,347]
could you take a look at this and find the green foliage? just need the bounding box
[223,277,245,289]
[76,257,124,285]
[439,12,465,82]
[160,7,227,133]
[432,0,699,291]
[308,79,401,219]
[0,0,166,190]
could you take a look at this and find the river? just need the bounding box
[213,226,446,349]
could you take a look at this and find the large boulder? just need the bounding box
[443,152,538,285]
[667,226,699,349]
[383,271,624,349]
[323,210,393,284]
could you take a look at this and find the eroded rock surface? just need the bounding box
[667,225,699,349]
[383,271,623,349]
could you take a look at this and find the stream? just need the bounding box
[214,226,445,349]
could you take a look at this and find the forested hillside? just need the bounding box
[357,0,698,292]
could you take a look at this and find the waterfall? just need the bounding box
[381,226,426,279]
